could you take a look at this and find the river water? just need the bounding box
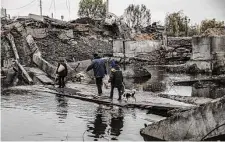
[124,66,225,98]
[1,89,165,141]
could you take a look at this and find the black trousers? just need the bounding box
[110,85,123,99]
[95,77,103,95]
[58,76,65,88]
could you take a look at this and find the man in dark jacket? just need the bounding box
[108,61,124,100]
[56,58,68,88]
[86,53,107,95]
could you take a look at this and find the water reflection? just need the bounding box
[110,108,124,138]
[55,95,68,122]
[87,105,125,140]
[88,105,108,139]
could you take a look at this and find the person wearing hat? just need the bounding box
[86,53,107,95]
[56,58,68,88]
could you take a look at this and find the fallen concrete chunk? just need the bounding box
[7,33,19,60]
[140,96,225,141]
[158,94,213,105]
[36,75,54,85]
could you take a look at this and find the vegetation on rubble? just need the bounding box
[188,25,200,36]
[165,11,190,37]
[200,18,224,33]
[78,0,106,19]
[122,4,151,30]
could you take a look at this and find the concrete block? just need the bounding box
[140,97,225,140]
[212,36,225,53]
[28,14,44,22]
[113,40,123,54]
[33,53,57,78]
[186,60,212,71]
[36,75,54,85]
[113,40,161,58]
[26,28,48,39]
[191,36,211,60]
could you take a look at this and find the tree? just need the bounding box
[200,19,224,33]
[122,4,151,31]
[78,0,106,19]
[165,11,190,37]
[188,24,200,36]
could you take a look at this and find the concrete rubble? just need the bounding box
[140,96,225,141]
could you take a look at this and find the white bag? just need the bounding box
[58,64,65,72]
[103,75,110,89]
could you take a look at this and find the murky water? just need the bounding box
[124,66,225,98]
[1,89,165,141]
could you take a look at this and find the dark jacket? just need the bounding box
[56,63,68,77]
[86,57,107,78]
[109,65,123,87]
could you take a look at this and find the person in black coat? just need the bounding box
[56,59,68,88]
[108,61,124,100]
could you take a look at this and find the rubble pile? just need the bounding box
[36,34,112,64]
[165,37,192,62]
[104,13,132,39]
[137,22,164,40]
[201,28,225,37]
[1,14,119,64]
[135,49,166,64]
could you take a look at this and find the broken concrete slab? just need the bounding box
[174,76,225,86]
[140,96,225,141]
[26,27,48,39]
[27,67,54,85]
[158,94,213,105]
[7,33,19,60]
[35,75,54,85]
[28,14,45,22]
